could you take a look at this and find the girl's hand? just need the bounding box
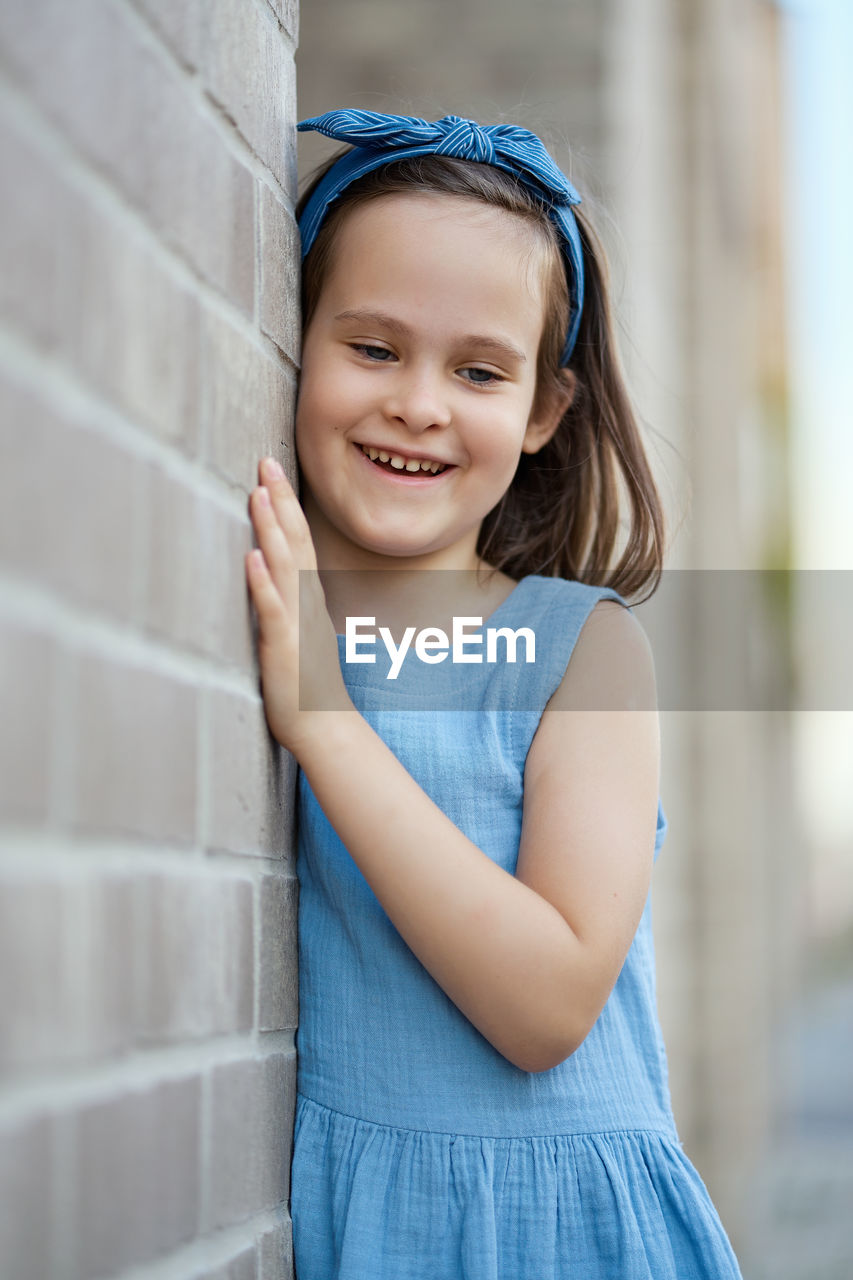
[245,457,353,755]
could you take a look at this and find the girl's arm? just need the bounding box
[246,462,659,1073]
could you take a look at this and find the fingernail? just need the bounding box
[257,486,271,506]
[265,458,285,479]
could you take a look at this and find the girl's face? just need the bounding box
[295,192,569,572]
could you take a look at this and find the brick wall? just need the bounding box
[0,3,300,1277]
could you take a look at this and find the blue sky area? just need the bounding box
[781,0,853,569]
[780,0,853,921]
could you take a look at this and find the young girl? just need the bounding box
[245,110,743,1279]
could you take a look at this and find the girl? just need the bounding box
[245,110,743,1279]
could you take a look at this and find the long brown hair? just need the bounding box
[297,152,666,604]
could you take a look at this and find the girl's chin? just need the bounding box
[303,496,480,566]
[342,526,478,566]
[351,538,455,562]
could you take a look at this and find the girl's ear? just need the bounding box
[522,370,576,455]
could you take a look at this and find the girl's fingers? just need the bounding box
[258,456,290,489]
[249,486,301,608]
[248,457,318,618]
[245,548,286,627]
[257,458,316,568]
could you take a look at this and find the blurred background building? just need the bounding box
[1,0,851,1277]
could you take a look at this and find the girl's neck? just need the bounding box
[301,487,477,574]
[301,491,519,635]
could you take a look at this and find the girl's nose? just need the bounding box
[382,367,452,433]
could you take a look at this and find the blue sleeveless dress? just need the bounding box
[292,576,743,1279]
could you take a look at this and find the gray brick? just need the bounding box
[257,1216,294,1280]
[272,0,302,43]
[0,879,70,1073]
[201,309,297,493]
[0,379,46,579]
[78,219,201,451]
[205,503,256,671]
[0,108,89,356]
[137,874,253,1041]
[0,1113,55,1280]
[230,1252,258,1280]
[138,0,298,76]
[141,464,255,669]
[208,1052,295,1230]
[197,1245,258,1280]
[198,0,297,196]
[0,0,256,314]
[0,876,140,1073]
[68,653,198,845]
[258,874,298,1031]
[0,379,141,621]
[259,185,301,365]
[130,0,206,74]
[80,876,139,1059]
[142,464,210,652]
[132,0,298,193]
[0,621,54,823]
[266,0,299,43]
[0,111,200,448]
[158,102,257,318]
[74,1075,201,1277]
[205,688,295,858]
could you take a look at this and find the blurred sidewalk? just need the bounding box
[743,963,853,1279]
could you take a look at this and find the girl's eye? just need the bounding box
[460,366,503,386]
[352,344,395,362]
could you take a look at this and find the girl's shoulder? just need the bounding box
[516,575,667,858]
[511,572,631,615]
[508,575,654,714]
[506,573,633,646]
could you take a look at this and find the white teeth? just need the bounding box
[360,444,446,474]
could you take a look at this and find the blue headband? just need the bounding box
[297,110,585,365]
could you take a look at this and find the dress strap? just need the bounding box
[485,575,629,716]
[495,576,667,858]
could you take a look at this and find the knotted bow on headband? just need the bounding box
[297,110,585,364]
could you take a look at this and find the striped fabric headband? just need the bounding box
[297,110,585,365]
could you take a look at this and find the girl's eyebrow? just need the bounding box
[333,309,527,365]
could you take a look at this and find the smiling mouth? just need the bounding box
[358,443,450,476]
